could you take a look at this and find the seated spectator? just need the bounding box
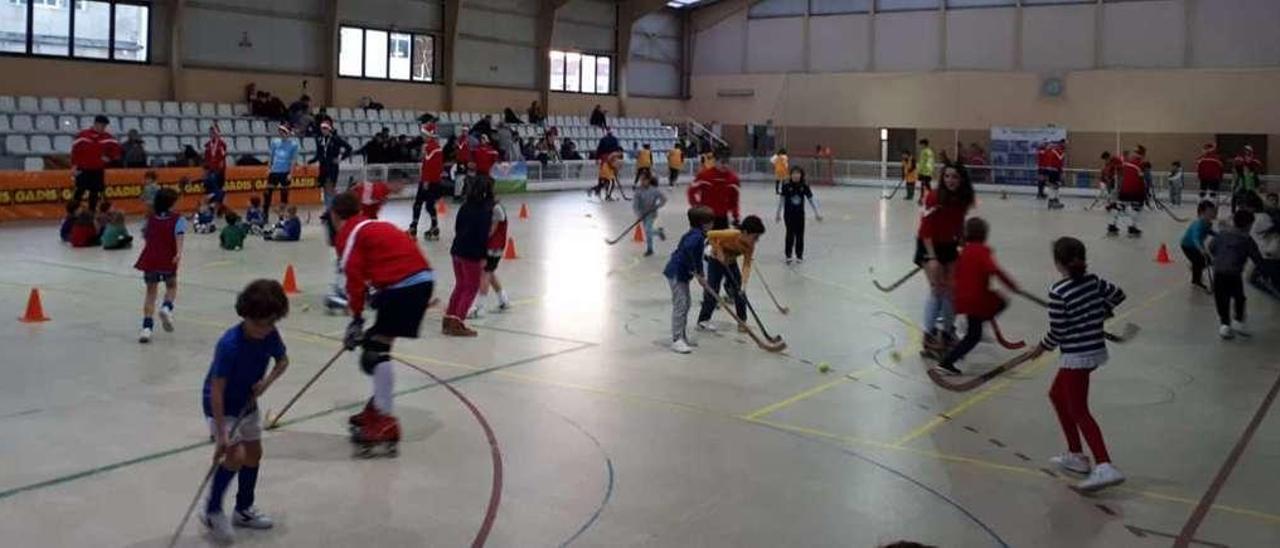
[101,211,133,250]
[60,200,81,243]
[527,101,545,125]
[470,114,495,142]
[590,104,607,128]
[264,94,288,122]
[120,130,148,168]
[521,137,536,161]
[503,108,522,124]
[561,139,582,161]
[250,90,270,117]
[288,94,313,131]
[94,200,113,236]
[358,95,384,111]
[497,123,516,161]
[264,205,301,241]
[358,132,391,164]
[176,145,201,167]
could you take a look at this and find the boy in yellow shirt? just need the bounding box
[696,215,766,332]
[771,149,789,194]
[634,143,654,185]
[667,145,684,187]
[591,151,622,200]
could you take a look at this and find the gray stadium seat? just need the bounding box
[124,100,143,115]
[61,98,82,113]
[54,135,72,154]
[57,116,77,133]
[82,98,102,114]
[40,97,61,113]
[0,96,14,112]
[29,135,53,154]
[142,117,160,134]
[351,109,367,122]
[356,122,371,136]
[337,108,353,120]
[234,136,252,153]
[78,115,94,129]
[160,136,180,154]
[180,102,198,117]
[11,115,34,133]
[199,103,216,117]
[217,118,235,134]
[144,101,163,116]
[233,120,251,135]
[143,136,160,155]
[162,118,180,134]
[121,117,140,133]
[217,104,234,118]
[250,120,267,135]
[232,104,248,116]
[340,122,356,135]
[252,137,269,153]
[180,118,198,135]
[17,96,39,113]
[5,135,28,155]
[35,115,56,133]
[179,135,199,150]
[104,99,124,115]
[301,139,316,154]
[0,115,9,133]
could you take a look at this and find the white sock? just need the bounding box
[372,361,394,413]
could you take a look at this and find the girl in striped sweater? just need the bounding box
[1026,237,1127,492]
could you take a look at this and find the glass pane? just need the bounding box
[411,34,433,81]
[876,0,940,11]
[364,29,387,78]
[389,32,410,80]
[947,0,1013,6]
[32,0,70,56]
[1022,0,1091,4]
[580,55,596,94]
[0,0,29,53]
[596,56,610,95]
[549,50,565,91]
[809,0,871,14]
[564,52,580,92]
[112,3,147,61]
[73,1,109,59]
[339,27,363,76]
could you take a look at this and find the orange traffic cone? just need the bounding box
[633,224,645,243]
[1155,244,1172,264]
[283,264,301,294]
[503,237,519,260]
[436,200,448,215]
[18,288,49,323]
[518,203,529,220]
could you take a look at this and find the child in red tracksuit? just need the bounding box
[934,217,1022,375]
[687,153,741,230]
[409,123,445,240]
[332,192,434,456]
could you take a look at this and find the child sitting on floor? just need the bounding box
[264,206,301,241]
[245,196,266,235]
[95,200,113,238]
[60,200,80,243]
[220,212,250,251]
[194,199,218,234]
[68,208,100,247]
[101,211,134,250]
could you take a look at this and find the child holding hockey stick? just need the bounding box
[633,171,668,256]
[1025,237,1127,492]
[916,163,975,355]
[199,279,290,543]
[1180,201,1218,291]
[933,217,1022,375]
[664,206,715,354]
[695,216,766,332]
[776,166,822,264]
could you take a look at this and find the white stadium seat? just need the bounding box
[78,115,95,129]
[29,135,53,154]
[35,115,57,133]
[17,96,39,113]
[180,102,199,117]
[181,118,198,135]
[250,120,267,135]
[252,137,269,153]
[54,135,73,154]
[0,96,14,112]
[40,97,61,112]
[81,97,102,114]
[144,101,163,116]
[199,103,217,117]
[124,100,143,115]
[351,109,367,121]
[232,103,248,116]
[0,115,8,133]
[233,119,251,135]
[121,117,140,133]
[61,97,83,114]
[162,118,180,134]
[142,136,160,154]
[337,107,353,120]
[217,104,234,117]
[11,115,34,133]
[142,117,160,134]
[104,99,124,115]
[5,135,28,155]
[160,136,180,154]
[217,118,235,134]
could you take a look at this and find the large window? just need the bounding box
[1,1,150,62]
[549,49,612,95]
[338,25,436,82]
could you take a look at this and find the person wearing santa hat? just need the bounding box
[311,120,353,215]
[1196,143,1224,203]
[264,124,301,218]
[409,122,445,241]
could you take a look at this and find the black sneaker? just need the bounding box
[1128,226,1142,237]
[1107,224,1119,236]
[934,362,962,375]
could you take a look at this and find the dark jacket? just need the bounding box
[451,199,494,260]
[311,134,353,176]
[663,228,707,282]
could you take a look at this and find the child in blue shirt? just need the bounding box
[200,279,290,543]
[1180,200,1218,290]
[663,206,715,354]
[264,205,301,241]
[245,196,266,235]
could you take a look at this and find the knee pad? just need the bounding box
[359,339,391,375]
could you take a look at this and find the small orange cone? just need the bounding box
[436,200,448,215]
[518,203,529,220]
[503,237,519,260]
[1155,244,1172,264]
[283,264,301,294]
[633,224,645,243]
[18,288,49,323]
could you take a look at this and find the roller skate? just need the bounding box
[324,292,349,315]
[1127,226,1142,238]
[352,411,400,458]
[405,222,417,238]
[348,398,376,433]
[423,226,440,241]
[1106,224,1119,237]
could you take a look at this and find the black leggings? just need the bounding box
[410,183,443,227]
[784,214,805,260]
[1182,244,1207,285]
[697,260,746,323]
[1213,272,1245,326]
[940,315,990,368]
[263,172,291,215]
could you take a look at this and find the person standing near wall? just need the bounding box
[311,121,353,230]
[917,139,935,205]
[1197,143,1224,202]
[667,143,684,187]
[263,125,300,218]
[203,123,229,215]
[71,115,122,213]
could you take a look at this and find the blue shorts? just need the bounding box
[204,171,226,203]
[143,271,177,284]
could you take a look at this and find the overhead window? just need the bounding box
[6,0,150,62]
[549,49,612,95]
[338,25,437,83]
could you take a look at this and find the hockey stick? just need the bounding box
[883,179,905,200]
[604,206,659,245]
[870,266,922,293]
[267,345,347,429]
[724,266,784,344]
[989,318,1026,349]
[753,267,790,315]
[167,405,253,548]
[1015,290,1140,344]
[695,275,786,352]
[1151,194,1189,222]
[927,350,1038,392]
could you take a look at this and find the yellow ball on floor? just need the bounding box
[817,362,832,373]
[889,351,901,362]
[301,304,311,313]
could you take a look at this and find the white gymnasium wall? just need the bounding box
[337,0,443,31]
[1101,0,1182,69]
[1019,3,1094,71]
[945,7,1015,71]
[746,17,805,73]
[692,9,746,74]
[808,14,871,73]
[457,0,538,88]
[748,0,807,18]
[874,11,940,72]
[554,0,616,52]
[630,11,683,98]
[183,0,327,74]
[1191,0,1280,68]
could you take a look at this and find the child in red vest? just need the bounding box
[135,188,187,343]
[470,178,511,318]
[934,217,1023,375]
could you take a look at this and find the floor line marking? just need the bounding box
[740,377,853,421]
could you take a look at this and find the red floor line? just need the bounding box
[1173,366,1280,547]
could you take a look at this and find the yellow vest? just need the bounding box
[638,149,653,168]
[772,154,789,179]
[668,148,684,170]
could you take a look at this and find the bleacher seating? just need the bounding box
[0,94,681,169]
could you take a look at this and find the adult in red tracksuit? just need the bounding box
[1042,142,1066,209]
[203,123,228,212]
[1109,152,1147,236]
[332,192,434,451]
[1196,143,1224,200]
[409,123,444,238]
[687,156,741,230]
[71,115,122,212]
[472,136,500,177]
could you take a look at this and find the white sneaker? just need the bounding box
[467,305,485,319]
[696,321,717,332]
[202,511,235,543]
[784,258,793,265]
[1049,453,1091,475]
[1232,320,1249,336]
[497,292,511,311]
[233,507,274,529]
[138,327,153,344]
[1075,462,1125,492]
[671,339,693,354]
[159,306,175,332]
[1219,325,1234,339]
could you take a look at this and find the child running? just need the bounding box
[470,178,511,318]
[1209,209,1264,339]
[1025,237,1127,492]
[933,218,1021,375]
[917,163,975,355]
[135,188,187,343]
[771,148,789,194]
[331,192,435,455]
[1180,201,1218,291]
[199,279,290,543]
[444,176,494,336]
[776,166,822,264]
[696,216,766,332]
[633,171,668,257]
[664,206,715,354]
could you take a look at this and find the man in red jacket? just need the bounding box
[1196,143,1224,201]
[1109,150,1147,237]
[71,115,122,212]
[332,192,434,457]
[409,123,445,240]
[1042,140,1066,210]
[203,123,228,214]
[687,151,740,229]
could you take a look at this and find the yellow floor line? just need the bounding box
[741,377,853,420]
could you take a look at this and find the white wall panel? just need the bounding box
[455,39,538,88]
[693,11,745,74]
[337,0,443,32]
[946,7,1014,70]
[808,14,870,73]
[184,7,325,73]
[459,9,536,44]
[553,21,615,52]
[561,0,616,26]
[747,17,805,73]
[749,0,808,18]
[468,0,538,15]
[1192,0,1280,68]
[874,10,940,72]
[1021,3,1094,71]
[1102,1,1182,68]
[628,60,681,97]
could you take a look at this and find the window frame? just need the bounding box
[548,48,614,96]
[337,24,438,85]
[2,0,152,64]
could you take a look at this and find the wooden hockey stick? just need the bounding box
[695,275,786,353]
[1015,290,1140,344]
[603,206,658,245]
[267,346,347,429]
[989,318,1026,349]
[870,265,922,293]
[754,267,789,315]
[927,350,1038,392]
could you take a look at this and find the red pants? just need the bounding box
[447,256,484,319]
[1049,368,1111,464]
